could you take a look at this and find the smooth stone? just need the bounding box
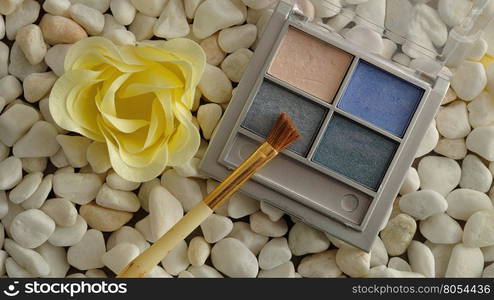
[107,226,149,253]
[79,202,132,232]
[110,0,136,25]
[4,239,49,276]
[466,126,494,161]
[370,236,388,267]
[343,25,383,54]
[407,241,435,277]
[0,191,8,219]
[419,213,463,244]
[161,240,189,275]
[104,29,136,46]
[365,266,425,278]
[0,41,8,77]
[22,175,52,209]
[399,167,420,195]
[380,214,416,256]
[336,246,371,278]
[425,241,454,278]
[188,236,210,267]
[436,101,471,139]
[250,211,288,238]
[0,156,22,190]
[0,103,39,147]
[184,0,203,19]
[174,157,203,178]
[297,250,341,278]
[221,48,252,83]
[39,14,88,45]
[468,92,494,128]
[161,169,202,212]
[0,0,23,15]
[41,198,77,227]
[211,238,258,278]
[399,190,448,220]
[10,209,55,249]
[69,3,105,35]
[16,24,46,65]
[36,242,70,278]
[228,221,268,255]
[468,37,488,61]
[417,156,461,196]
[463,210,494,247]
[102,243,140,274]
[137,178,160,212]
[67,229,105,270]
[9,172,42,206]
[48,215,87,247]
[43,0,70,16]
[260,201,284,222]
[451,61,487,101]
[129,12,156,41]
[149,185,183,241]
[106,170,140,191]
[87,142,112,174]
[414,3,448,47]
[143,266,171,278]
[193,0,245,39]
[460,154,492,192]
[56,135,92,168]
[53,173,102,205]
[9,40,48,80]
[200,214,233,243]
[44,44,71,76]
[218,24,257,53]
[483,263,494,278]
[23,72,57,103]
[5,0,39,40]
[258,261,295,278]
[200,33,225,66]
[226,190,259,219]
[355,0,385,33]
[71,0,110,12]
[445,243,484,277]
[416,120,439,158]
[197,103,222,140]
[388,257,412,272]
[96,184,140,213]
[154,0,189,39]
[85,269,107,278]
[198,64,233,104]
[130,0,167,17]
[434,138,467,160]
[311,0,340,18]
[438,0,472,27]
[381,39,397,59]
[187,264,223,278]
[258,237,291,270]
[288,222,330,256]
[13,121,59,158]
[447,189,493,220]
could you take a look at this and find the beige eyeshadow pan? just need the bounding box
[268,27,354,103]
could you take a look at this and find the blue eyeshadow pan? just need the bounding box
[337,60,424,137]
[312,114,398,190]
[242,80,327,156]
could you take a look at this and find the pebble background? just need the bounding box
[0,0,494,278]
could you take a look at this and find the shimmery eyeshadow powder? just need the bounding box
[268,27,353,103]
[337,60,424,137]
[312,114,398,190]
[242,80,327,156]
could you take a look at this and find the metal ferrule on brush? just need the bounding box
[204,142,278,210]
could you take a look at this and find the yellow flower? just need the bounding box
[49,37,206,182]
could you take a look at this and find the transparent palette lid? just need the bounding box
[293,0,494,79]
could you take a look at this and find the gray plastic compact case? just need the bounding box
[200,1,450,251]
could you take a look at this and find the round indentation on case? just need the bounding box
[341,194,359,212]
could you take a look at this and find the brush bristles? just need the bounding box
[266,113,301,152]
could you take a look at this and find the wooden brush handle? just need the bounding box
[117,201,213,278]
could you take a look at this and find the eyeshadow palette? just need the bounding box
[200,1,450,251]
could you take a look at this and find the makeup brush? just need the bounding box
[118,113,300,278]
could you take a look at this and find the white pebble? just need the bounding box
[380,214,416,256]
[23,72,57,104]
[297,250,341,278]
[144,266,171,278]
[10,209,55,249]
[259,201,284,222]
[288,222,330,256]
[419,213,463,244]
[463,209,494,248]
[22,175,52,209]
[468,37,488,61]
[343,25,383,55]
[258,261,295,278]
[129,12,156,41]
[86,142,111,174]
[198,64,233,104]
[438,0,472,27]
[36,242,69,278]
[96,184,140,213]
[417,156,461,196]
[149,185,183,241]
[188,236,210,267]
[161,240,189,275]
[381,38,397,59]
[425,241,453,278]
[44,44,71,77]
[336,246,371,278]
[9,172,42,204]
[174,157,203,178]
[197,103,222,140]
[414,3,448,47]
[0,191,8,219]
[137,178,160,211]
[69,4,105,35]
[56,135,92,168]
[4,239,49,276]
[211,237,258,278]
[130,0,167,17]
[200,214,233,243]
[53,173,102,205]
[71,0,110,12]
[105,29,136,46]
[107,226,149,253]
[250,211,288,237]
[399,167,420,195]
[13,121,59,158]
[193,0,245,39]
[460,154,492,192]
[228,221,268,255]
[85,269,107,278]
[106,170,140,191]
[67,229,106,270]
[445,243,484,277]
[451,61,487,101]
[392,52,411,66]
[0,0,22,15]
[0,103,39,147]
[21,157,47,173]
[102,243,140,274]
[9,41,48,81]
[370,236,388,267]
[49,215,87,247]
[258,237,291,270]
[161,169,202,212]
[221,48,253,83]
[187,264,223,278]
[227,191,259,219]
[15,24,46,66]
[466,126,494,161]
[43,0,70,16]
[0,156,22,190]
[468,92,494,128]
[407,241,435,277]
[311,0,340,18]
[436,101,471,139]
[110,0,136,25]
[154,0,189,39]
[5,0,40,40]
[434,138,467,160]
[399,190,448,220]
[354,0,385,33]
[218,24,257,53]
[41,198,77,227]
[388,257,412,272]
[447,188,493,221]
